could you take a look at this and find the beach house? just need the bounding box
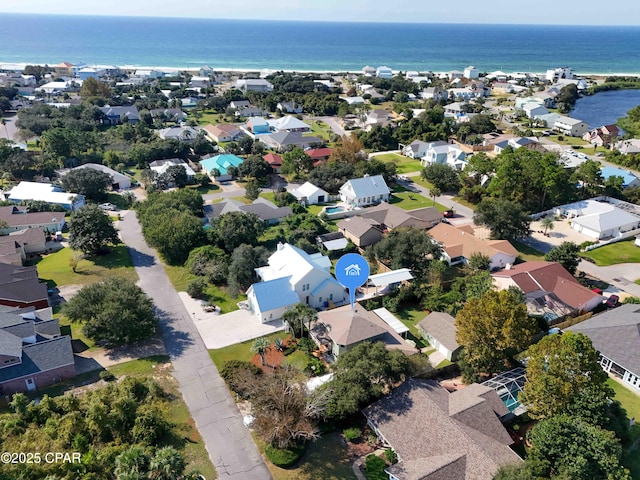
[199,154,244,181]
[339,175,390,208]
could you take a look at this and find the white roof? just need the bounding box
[267,115,309,131]
[341,175,390,199]
[256,243,337,288]
[8,181,80,204]
[322,238,349,251]
[292,181,328,199]
[149,159,196,177]
[306,373,334,392]
[555,116,585,126]
[572,207,640,233]
[368,268,414,287]
[372,307,410,335]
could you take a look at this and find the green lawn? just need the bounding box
[259,432,356,480]
[580,240,640,266]
[164,264,244,313]
[374,153,423,174]
[395,306,430,349]
[186,183,220,194]
[58,311,99,351]
[608,379,640,479]
[195,110,227,126]
[283,350,310,371]
[209,331,290,370]
[548,134,590,147]
[389,191,448,212]
[308,120,334,142]
[511,240,546,262]
[33,245,137,288]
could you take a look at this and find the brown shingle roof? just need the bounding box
[429,223,518,261]
[363,379,521,480]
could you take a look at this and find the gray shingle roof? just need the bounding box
[418,312,460,353]
[0,329,22,359]
[0,336,74,383]
[567,304,640,376]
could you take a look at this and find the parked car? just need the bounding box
[605,294,619,308]
[99,202,117,211]
[442,209,455,218]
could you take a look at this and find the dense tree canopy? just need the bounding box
[323,341,410,420]
[473,198,532,241]
[209,211,265,253]
[371,227,441,277]
[61,167,113,201]
[456,289,537,381]
[64,277,156,346]
[544,241,581,275]
[421,163,462,193]
[519,332,612,421]
[68,204,120,255]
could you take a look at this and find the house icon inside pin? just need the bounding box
[344,264,361,276]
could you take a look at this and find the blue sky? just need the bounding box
[0,0,638,25]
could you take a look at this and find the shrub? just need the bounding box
[385,448,398,465]
[297,337,316,354]
[304,357,327,376]
[99,370,116,382]
[343,427,362,442]
[265,444,305,468]
[365,454,388,480]
[186,277,208,299]
[220,360,262,397]
[579,240,596,250]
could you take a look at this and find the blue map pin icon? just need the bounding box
[335,253,370,310]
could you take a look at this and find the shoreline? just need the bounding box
[2,61,640,78]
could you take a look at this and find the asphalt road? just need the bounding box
[118,211,272,480]
[0,113,18,141]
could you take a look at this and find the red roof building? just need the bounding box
[263,153,283,172]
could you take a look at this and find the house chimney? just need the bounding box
[505,263,512,270]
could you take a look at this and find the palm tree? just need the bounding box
[148,447,186,480]
[282,303,318,338]
[428,186,442,206]
[1,118,8,139]
[251,337,271,366]
[114,446,149,480]
[541,216,554,236]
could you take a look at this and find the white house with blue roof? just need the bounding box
[339,175,390,208]
[600,166,640,189]
[247,243,346,323]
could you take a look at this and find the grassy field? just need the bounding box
[33,244,137,288]
[164,264,244,313]
[395,306,430,349]
[209,331,290,370]
[308,120,334,142]
[389,191,448,212]
[511,240,546,261]
[580,240,640,266]
[608,379,640,479]
[373,152,423,174]
[195,110,226,126]
[260,433,356,480]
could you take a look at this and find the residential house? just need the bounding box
[362,65,376,76]
[229,100,251,110]
[365,109,391,127]
[613,139,640,155]
[263,153,283,173]
[0,305,75,395]
[428,223,519,270]
[247,243,346,322]
[553,116,588,137]
[260,131,322,151]
[417,312,463,361]
[443,102,466,116]
[557,199,640,240]
[267,115,310,133]
[583,124,620,147]
[235,78,274,92]
[310,303,417,360]
[340,96,366,105]
[149,108,187,123]
[0,228,47,265]
[239,198,292,225]
[376,66,393,78]
[0,263,49,309]
[402,139,432,159]
[600,166,640,189]
[448,87,481,101]
[0,206,66,236]
[422,142,467,170]
[199,154,244,181]
[522,102,549,119]
[58,163,132,190]
[202,124,244,143]
[7,182,85,212]
[546,67,573,82]
[36,81,75,95]
[493,137,543,155]
[99,105,140,125]
[246,117,270,134]
[133,69,164,80]
[491,82,515,94]
[157,126,200,142]
[363,379,521,480]
[190,76,211,88]
[463,65,480,79]
[338,203,441,247]
[277,101,303,114]
[53,62,74,77]
[567,304,640,392]
[77,67,106,81]
[199,65,214,77]
[306,148,332,166]
[149,159,196,181]
[421,86,447,101]
[291,182,329,205]
[339,175,390,208]
[316,232,349,251]
[492,261,604,319]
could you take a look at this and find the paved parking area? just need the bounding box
[179,292,284,349]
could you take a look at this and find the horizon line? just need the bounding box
[0,11,638,27]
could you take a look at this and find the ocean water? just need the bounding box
[1,14,640,74]
[571,89,640,128]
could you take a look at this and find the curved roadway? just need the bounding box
[118,211,272,480]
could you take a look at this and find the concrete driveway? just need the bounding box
[179,292,284,349]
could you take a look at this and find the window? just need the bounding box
[330,293,333,300]
[319,297,322,303]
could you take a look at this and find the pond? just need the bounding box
[571,89,640,129]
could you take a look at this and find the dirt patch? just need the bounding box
[345,437,376,462]
[250,339,296,372]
